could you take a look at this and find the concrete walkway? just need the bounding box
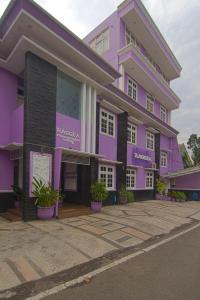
[1,200,200,291]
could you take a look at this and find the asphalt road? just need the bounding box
[44,225,200,300]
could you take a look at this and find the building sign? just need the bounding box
[30,152,52,196]
[134,153,152,162]
[56,113,81,150]
[132,147,154,168]
[56,127,80,145]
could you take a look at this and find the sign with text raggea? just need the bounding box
[56,113,81,150]
[132,147,153,168]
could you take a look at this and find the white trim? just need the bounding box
[146,127,159,134]
[91,89,97,154]
[0,10,117,81]
[86,86,92,153]
[0,190,13,193]
[119,64,125,91]
[146,94,155,113]
[160,151,168,168]
[99,159,122,165]
[170,188,200,191]
[128,116,143,125]
[100,108,115,138]
[98,164,115,191]
[56,147,104,158]
[127,122,137,145]
[127,76,138,101]
[145,171,154,189]
[160,105,167,123]
[80,83,86,152]
[126,168,136,190]
[146,131,155,151]
[101,100,123,114]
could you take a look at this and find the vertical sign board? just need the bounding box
[30,152,52,196]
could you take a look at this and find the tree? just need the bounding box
[187,134,200,166]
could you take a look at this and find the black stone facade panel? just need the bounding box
[23,53,57,221]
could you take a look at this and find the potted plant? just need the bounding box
[155,179,167,200]
[32,178,59,220]
[90,181,108,212]
[119,185,129,204]
[12,185,23,208]
[176,191,187,202]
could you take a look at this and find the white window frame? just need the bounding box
[127,123,137,144]
[145,171,154,189]
[100,108,115,137]
[146,131,155,151]
[160,151,168,167]
[146,94,154,113]
[90,28,109,55]
[126,169,136,190]
[99,164,115,191]
[160,106,167,123]
[127,77,137,101]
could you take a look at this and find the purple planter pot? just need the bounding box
[156,193,161,200]
[91,201,102,213]
[37,206,55,220]
[119,196,128,204]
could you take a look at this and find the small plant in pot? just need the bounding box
[119,185,129,204]
[155,179,167,200]
[32,178,59,220]
[12,185,23,208]
[90,181,108,213]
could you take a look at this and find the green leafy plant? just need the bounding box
[170,190,187,202]
[90,181,108,202]
[127,191,134,203]
[12,185,23,201]
[119,185,129,198]
[156,179,167,195]
[32,177,59,207]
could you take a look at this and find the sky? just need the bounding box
[0,0,200,145]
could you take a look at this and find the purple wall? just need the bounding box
[173,172,200,190]
[11,105,24,144]
[0,151,13,190]
[56,112,81,150]
[0,68,18,145]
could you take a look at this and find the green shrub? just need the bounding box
[119,185,129,197]
[170,190,187,202]
[156,179,167,195]
[12,185,23,201]
[127,191,134,203]
[90,181,108,202]
[32,178,59,207]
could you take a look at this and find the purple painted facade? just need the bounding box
[0,0,191,217]
[172,173,200,190]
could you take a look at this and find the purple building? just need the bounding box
[0,0,185,220]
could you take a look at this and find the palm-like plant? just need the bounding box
[32,177,59,207]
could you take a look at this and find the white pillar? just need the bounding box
[86,86,92,153]
[118,64,125,91]
[91,89,97,154]
[81,83,86,152]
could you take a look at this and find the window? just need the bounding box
[160,106,167,123]
[126,169,136,190]
[100,109,115,137]
[146,94,154,113]
[146,171,154,189]
[90,29,109,55]
[128,78,137,101]
[99,165,114,190]
[127,123,137,144]
[57,71,81,119]
[146,131,155,150]
[161,152,168,167]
